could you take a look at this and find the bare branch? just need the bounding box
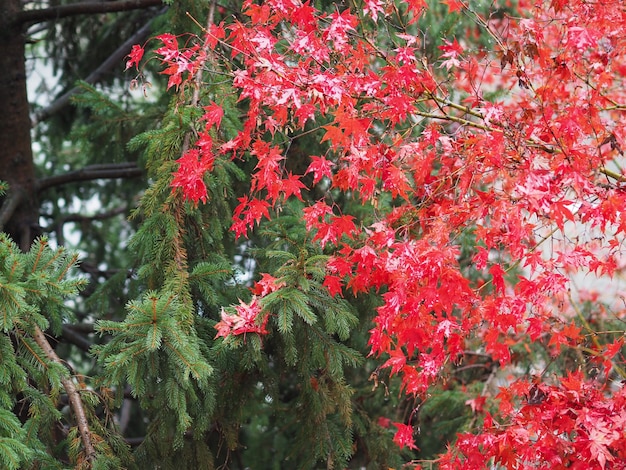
[60,206,129,225]
[36,163,143,192]
[32,325,96,463]
[62,324,92,352]
[125,436,145,447]
[78,261,122,280]
[46,206,129,247]
[31,11,164,126]
[0,187,25,232]
[16,0,163,26]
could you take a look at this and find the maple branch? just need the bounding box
[598,167,626,183]
[32,325,96,463]
[569,293,626,380]
[428,94,485,120]
[413,111,493,132]
[179,1,218,155]
[31,12,163,126]
[36,163,143,192]
[16,0,163,26]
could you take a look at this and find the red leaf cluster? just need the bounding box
[136,0,626,464]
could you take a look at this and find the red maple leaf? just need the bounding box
[442,0,464,13]
[322,275,344,297]
[251,273,286,296]
[489,264,506,295]
[280,173,306,201]
[171,149,214,205]
[392,422,418,450]
[246,198,271,225]
[201,102,224,130]
[125,44,144,71]
[405,0,428,22]
[305,155,335,184]
[215,297,268,338]
[232,196,272,238]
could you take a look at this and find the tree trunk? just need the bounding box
[0,0,39,250]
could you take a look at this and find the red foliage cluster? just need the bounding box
[128,0,626,465]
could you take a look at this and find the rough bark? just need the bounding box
[0,0,39,250]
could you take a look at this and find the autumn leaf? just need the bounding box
[441,0,464,13]
[125,44,144,71]
[392,422,418,450]
[305,155,335,184]
[201,102,224,130]
[171,149,214,205]
[215,297,268,338]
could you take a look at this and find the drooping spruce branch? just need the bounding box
[31,11,165,126]
[36,163,142,192]
[16,0,163,26]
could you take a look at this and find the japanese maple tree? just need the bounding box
[122,0,626,466]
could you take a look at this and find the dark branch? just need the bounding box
[31,10,164,126]
[125,437,145,447]
[61,324,92,352]
[36,163,143,192]
[63,322,95,334]
[79,261,122,280]
[45,207,130,247]
[63,206,128,224]
[16,0,164,26]
[0,187,25,232]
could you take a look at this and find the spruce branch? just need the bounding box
[32,325,96,464]
[31,13,163,126]
[16,0,163,26]
[37,163,142,192]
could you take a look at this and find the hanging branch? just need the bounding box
[16,0,163,26]
[32,325,96,463]
[36,163,143,192]
[31,10,165,126]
